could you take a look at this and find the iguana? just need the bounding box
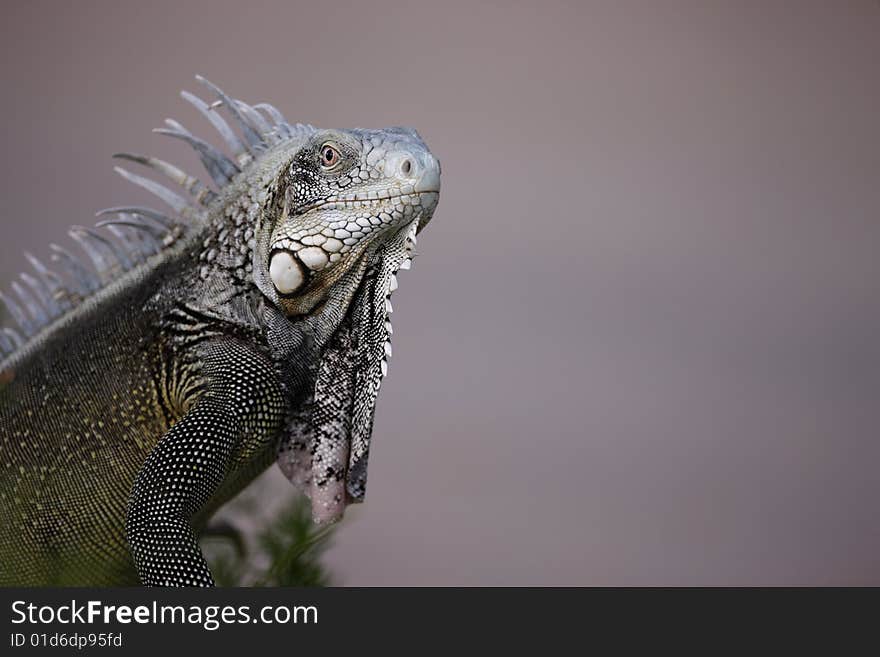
[0,76,440,586]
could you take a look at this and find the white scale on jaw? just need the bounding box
[268,250,304,295]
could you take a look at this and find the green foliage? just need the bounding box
[203,496,335,587]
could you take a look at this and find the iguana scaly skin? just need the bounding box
[0,77,440,586]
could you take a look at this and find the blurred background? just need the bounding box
[1,1,878,585]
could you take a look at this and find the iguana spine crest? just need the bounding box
[0,77,313,367]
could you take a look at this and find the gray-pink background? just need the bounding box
[2,1,878,584]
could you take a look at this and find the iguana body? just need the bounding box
[0,78,440,586]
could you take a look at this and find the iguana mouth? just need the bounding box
[295,189,439,215]
[269,213,422,299]
[269,186,436,298]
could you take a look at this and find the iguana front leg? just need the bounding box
[126,337,285,587]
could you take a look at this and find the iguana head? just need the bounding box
[255,128,440,317]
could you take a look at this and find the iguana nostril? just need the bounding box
[400,158,413,177]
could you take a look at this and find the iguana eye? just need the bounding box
[319,144,341,169]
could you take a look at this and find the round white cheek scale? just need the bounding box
[269,250,304,294]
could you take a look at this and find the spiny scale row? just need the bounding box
[0,76,306,359]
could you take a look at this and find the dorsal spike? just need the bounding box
[154,122,240,187]
[0,328,12,355]
[103,224,154,261]
[2,327,24,351]
[163,118,187,132]
[96,206,176,230]
[24,253,72,313]
[50,244,99,295]
[234,100,274,140]
[291,123,317,140]
[88,227,136,271]
[20,272,60,319]
[113,153,216,207]
[12,280,48,327]
[254,102,287,126]
[130,221,163,255]
[113,166,191,216]
[0,290,34,335]
[195,76,265,153]
[69,226,129,278]
[254,103,292,138]
[181,90,250,165]
[96,217,166,246]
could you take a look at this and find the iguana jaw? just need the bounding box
[268,199,435,319]
[268,187,438,318]
[270,190,436,290]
